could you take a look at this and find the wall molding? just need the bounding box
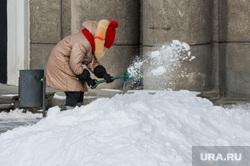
[7,0,30,85]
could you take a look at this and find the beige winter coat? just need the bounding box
[46,21,100,92]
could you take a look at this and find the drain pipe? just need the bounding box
[41,77,46,117]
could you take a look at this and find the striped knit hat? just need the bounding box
[94,19,119,58]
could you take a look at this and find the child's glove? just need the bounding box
[86,78,97,87]
[103,73,113,83]
[94,65,114,83]
[77,69,90,81]
[77,69,97,87]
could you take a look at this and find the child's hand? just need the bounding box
[103,74,113,83]
[86,78,97,87]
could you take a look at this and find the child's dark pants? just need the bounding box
[65,91,84,107]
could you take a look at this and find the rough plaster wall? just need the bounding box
[142,0,213,91]
[29,0,250,97]
[30,0,71,71]
[215,0,250,98]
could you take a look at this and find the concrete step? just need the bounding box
[214,97,250,106]
[0,97,16,111]
[0,104,14,110]
[0,92,55,112]
[0,83,120,112]
[197,90,250,106]
[197,90,220,100]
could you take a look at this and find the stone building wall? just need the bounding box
[29,0,250,98]
[142,0,250,98]
[142,0,213,91]
[213,0,250,98]
[30,0,71,70]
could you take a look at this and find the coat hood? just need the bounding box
[82,21,98,36]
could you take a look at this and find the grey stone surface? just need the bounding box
[27,0,250,100]
[226,43,250,98]
[143,45,213,91]
[141,0,215,91]
[214,0,250,97]
[212,0,219,42]
[62,0,71,38]
[217,0,250,42]
[142,0,213,45]
[91,46,139,89]
[71,0,140,44]
[212,43,220,90]
[30,0,61,43]
[30,44,55,70]
[226,0,250,41]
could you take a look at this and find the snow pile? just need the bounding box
[127,40,195,88]
[1,90,250,166]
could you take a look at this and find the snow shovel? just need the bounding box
[90,69,134,89]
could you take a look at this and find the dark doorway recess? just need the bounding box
[0,0,7,83]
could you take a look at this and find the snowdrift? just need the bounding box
[0,90,250,166]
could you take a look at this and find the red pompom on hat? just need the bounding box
[104,20,119,49]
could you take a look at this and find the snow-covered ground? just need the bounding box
[0,109,42,134]
[1,40,249,165]
[0,109,42,119]
[0,90,250,166]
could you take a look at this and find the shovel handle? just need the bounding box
[90,75,126,89]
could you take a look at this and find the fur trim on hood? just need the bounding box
[82,21,98,36]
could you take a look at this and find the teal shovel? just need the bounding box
[90,69,134,89]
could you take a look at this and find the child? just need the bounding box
[46,19,119,109]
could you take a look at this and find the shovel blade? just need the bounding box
[122,81,133,94]
[123,69,134,82]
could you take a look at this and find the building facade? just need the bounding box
[1,0,250,98]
